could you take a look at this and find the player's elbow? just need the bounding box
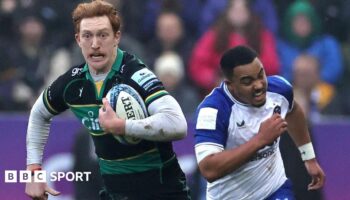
[200,169,220,183]
[169,121,187,140]
[199,162,221,183]
[164,114,187,140]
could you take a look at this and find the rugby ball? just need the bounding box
[106,84,148,145]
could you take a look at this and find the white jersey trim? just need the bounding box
[195,142,224,164]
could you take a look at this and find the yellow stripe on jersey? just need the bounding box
[145,90,168,105]
[95,80,104,96]
[89,131,108,136]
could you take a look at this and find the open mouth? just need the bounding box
[253,90,264,97]
[90,52,105,60]
[253,90,266,102]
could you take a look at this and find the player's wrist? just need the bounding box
[112,118,125,136]
[298,142,316,161]
[26,164,42,176]
[251,135,267,150]
[26,164,42,171]
[30,167,42,176]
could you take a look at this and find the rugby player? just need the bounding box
[194,45,325,199]
[25,1,191,199]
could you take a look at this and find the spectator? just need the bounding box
[323,25,350,116]
[189,0,279,96]
[199,0,278,35]
[154,51,200,117]
[277,0,343,85]
[9,14,72,110]
[9,15,52,110]
[142,0,201,42]
[0,43,18,111]
[146,11,193,74]
[114,0,148,42]
[0,0,17,42]
[292,54,335,122]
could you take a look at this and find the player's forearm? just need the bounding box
[27,93,54,165]
[198,137,264,182]
[125,95,187,141]
[286,101,312,146]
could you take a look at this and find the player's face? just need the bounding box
[75,16,120,74]
[227,58,267,107]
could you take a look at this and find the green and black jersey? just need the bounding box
[43,49,177,176]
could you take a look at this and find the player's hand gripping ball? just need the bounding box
[106,84,148,145]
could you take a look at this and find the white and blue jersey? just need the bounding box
[194,76,294,200]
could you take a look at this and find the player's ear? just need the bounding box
[114,31,121,47]
[224,79,233,85]
[75,33,81,47]
[225,79,236,93]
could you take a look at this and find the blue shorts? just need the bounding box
[265,179,295,200]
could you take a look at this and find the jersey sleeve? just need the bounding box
[267,75,294,111]
[194,96,231,148]
[194,94,232,163]
[122,54,168,107]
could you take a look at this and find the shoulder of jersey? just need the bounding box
[58,64,86,80]
[267,75,293,103]
[198,87,232,111]
[120,53,147,76]
[268,75,292,88]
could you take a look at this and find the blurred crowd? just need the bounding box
[1,0,350,121]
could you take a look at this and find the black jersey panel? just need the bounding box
[44,64,85,114]
[117,52,168,106]
[91,133,156,159]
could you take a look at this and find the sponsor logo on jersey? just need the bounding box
[236,120,245,127]
[273,105,281,114]
[250,139,278,161]
[71,68,82,76]
[142,79,158,91]
[79,87,84,98]
[131,68,157,86]
[250,145,277,161]
[82,111,101,131]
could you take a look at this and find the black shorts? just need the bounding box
[99,161,191,200]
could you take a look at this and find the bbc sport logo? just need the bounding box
[4,170,91,183]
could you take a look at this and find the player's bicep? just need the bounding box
[43,77,69,115]
[194,106,228,163]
